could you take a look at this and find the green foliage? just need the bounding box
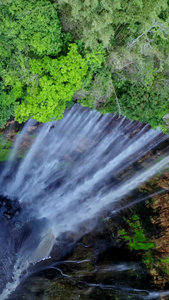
[15,44,88,123]
[118,214,169,274]
[78,46,118,111]
[158,257,169,275]
[0,0,63,57]
[83,72,115,108]
[118,214,155,251]
[85,45,106,75]
[0,89,16,129]
[56,0,168,49]
[0,0,88,126]
[56,0,169,131]
[116,81,169,129]
[1,0,169,130]
[80,44,107,90]
[78,46,114,109]
[0,75,22,128]
[160,256,169,264]
[78,97,94,110]
[0,0,66,126]
[0,135,12,161]
[142,250,154,264]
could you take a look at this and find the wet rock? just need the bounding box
[13,220,23,228]
[26,277,50,293]
[3,211,13,219]
[13,209,21,216]
[163,114,169,127]
[140,172,169,287]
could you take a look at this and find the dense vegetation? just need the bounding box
[1,0,169,131]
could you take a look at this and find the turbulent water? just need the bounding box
[0,104,169,299]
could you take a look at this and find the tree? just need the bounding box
[56,0,168,48]
[0,84,18,129]
[0,0,87,125]
[14,44,88,123]
[0,0,63,57]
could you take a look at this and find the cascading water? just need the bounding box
[0,104,169,299]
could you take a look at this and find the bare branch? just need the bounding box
[127,20,169,51]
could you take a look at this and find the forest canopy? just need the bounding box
[1,0,169,131]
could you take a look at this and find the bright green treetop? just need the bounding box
[0,0,63,57]
[0,0,88,126]
[14,44,88,123]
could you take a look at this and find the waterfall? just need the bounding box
[0,104,168,299]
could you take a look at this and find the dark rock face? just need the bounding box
[6,218,154,300]
[0,195,21,222]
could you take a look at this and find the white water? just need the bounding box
[0,104,169,299]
